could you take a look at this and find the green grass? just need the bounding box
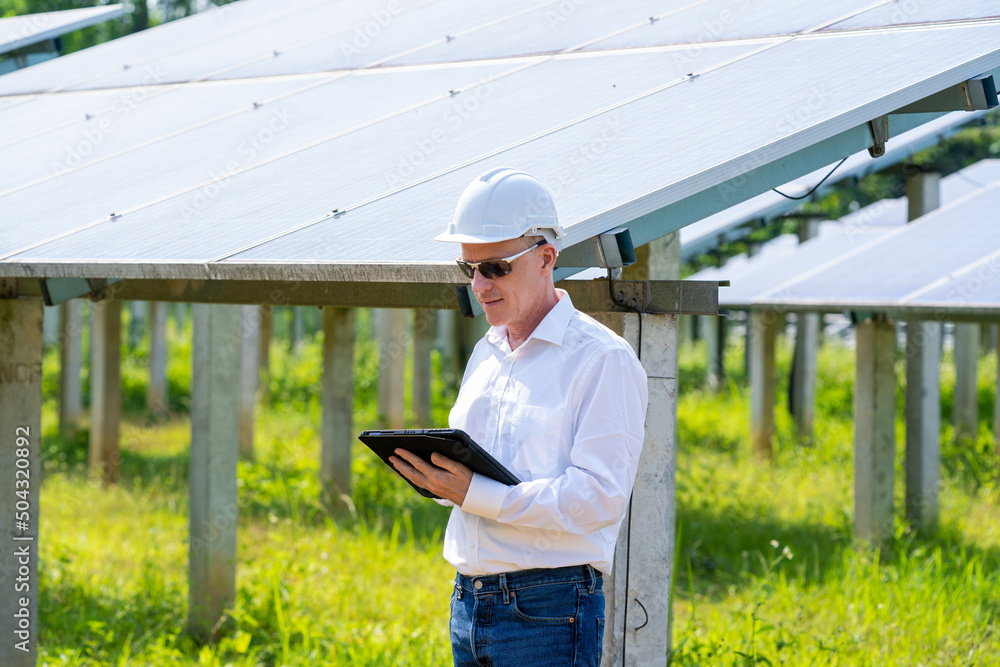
[672,337,1000,666]
[35,313,1000,665]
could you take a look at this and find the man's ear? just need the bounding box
[539,244,558,275]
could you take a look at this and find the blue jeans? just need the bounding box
[450,565,605,667]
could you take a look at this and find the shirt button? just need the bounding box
[473,580,483,590]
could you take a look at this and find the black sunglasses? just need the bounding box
[456,239,547,280]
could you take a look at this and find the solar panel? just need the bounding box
[0,5,125,55]
[752,182,1000,313]
[678,110,994,260]
[822,0,1000,32]
[1,3,1000,287]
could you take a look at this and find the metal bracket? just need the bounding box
[565,279,727,315]
[892,74,999,114]
[609,280,646,311]
[38,277,121,306]
[455,285,484,319]
[590,227,637,269]
[867,115,889,158]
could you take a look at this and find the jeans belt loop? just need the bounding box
[455,579,463,600]
[587,565,596,594]
[500,573,510,604]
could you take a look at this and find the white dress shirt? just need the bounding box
[442,289,647,576]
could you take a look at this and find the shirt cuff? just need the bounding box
[460,473,508,520]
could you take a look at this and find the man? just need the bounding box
[389,167,647,667]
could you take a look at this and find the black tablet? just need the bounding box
[358,428,521,499]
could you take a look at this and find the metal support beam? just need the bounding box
[322,307,355,513]
[12,277,726,317]
[0,295,43,667]
[854,318,897,549]
[89,298,121,486]
[592,311,677,666]
[412,309,435,426]
[58,299,83,435]
[750,310,777,460]
[188,304,240,642]
[954,322,980,442]
[148,302,169,412]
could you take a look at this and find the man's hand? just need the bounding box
[389,449,473,506]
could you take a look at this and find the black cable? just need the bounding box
[772,156,848,200]
[607,269,643,665]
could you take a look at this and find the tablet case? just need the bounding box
[358,428,521,499]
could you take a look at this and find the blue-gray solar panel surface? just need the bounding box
[691,159,1000,310]
[4,0,968,95]
[0,5,125,54]
[822,0,1000,31]
[752,182,1000,313]
[678,111,993,260]
[2,0,1000,284]
[692,226,892,308]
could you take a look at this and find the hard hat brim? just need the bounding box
[434,230,527,244]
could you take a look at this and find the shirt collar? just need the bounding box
[486,288,574,349]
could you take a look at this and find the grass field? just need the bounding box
[35,312,1000,665]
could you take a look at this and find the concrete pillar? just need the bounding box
[148,302,169,413]
[995,348,1000,463]
[903,172,941,531]
[128,301,147,349]
[854,318,896,548]
[412,309,435,425]
[677,314,690,347]
[322,307,355,512]
[906,171,940,221]
[42,303,60,347]
[905,321,941,531]
[376,309,408,428]
[460,314,490,367]
[953,322,980,442]
[790,219,821,440]
[0,295,43,666]
[744,241,763,378]
[594,312,677,666]
[89,299,122,486]
[258,304,272,404]
[59,299,83,435]
[291,306,303,351]
[749,310,777,460]
[436,309,461,389]
[188,304,240,642]
[238,305,261,460]
[791,312,820,439]
[174,302,189,331]
[702,314,725,391]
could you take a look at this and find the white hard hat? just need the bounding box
[435,167,566,251]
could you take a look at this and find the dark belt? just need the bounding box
[455,564,601,599]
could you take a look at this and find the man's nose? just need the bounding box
[471,267,493,293]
